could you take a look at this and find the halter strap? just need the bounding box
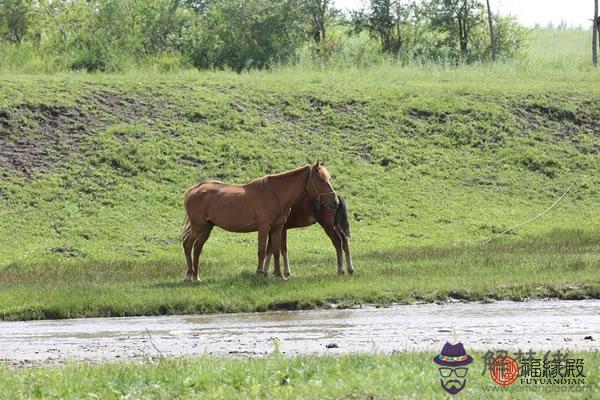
[306,165,336,204]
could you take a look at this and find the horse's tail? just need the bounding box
[335,195,351,239]
[181,180,215,243]
[181,183,199,243]
[181,216,191,243]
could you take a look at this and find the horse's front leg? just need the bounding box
[256,228,269,275]
[263,234,273,274]
[282,228,290,278]
[269,225,286,279]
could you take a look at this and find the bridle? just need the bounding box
[306,166,337,209]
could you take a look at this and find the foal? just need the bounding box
[264,194,354,277]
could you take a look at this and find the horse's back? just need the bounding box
[184,180,262,231]
[185,180,243,196]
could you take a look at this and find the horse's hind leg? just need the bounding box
[271,229,284,277]
[341,233,354,274]
[264,231,285,276]
[192,223,214,282]
[322,222,344,274]
[183,231,197,281]
[269,225,285,279]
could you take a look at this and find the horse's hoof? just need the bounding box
[284,273,291,278]
[337,270,346,275]
[273,271,286,280]
[278,275,288,281]
[256,271,267,277]
[348,270,354,275]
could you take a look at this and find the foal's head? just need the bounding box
[308,161,339,210]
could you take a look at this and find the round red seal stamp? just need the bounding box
[490,356,519,386]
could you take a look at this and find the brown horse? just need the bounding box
[263,194,354,277]
[182,162,338,281]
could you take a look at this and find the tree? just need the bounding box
[485,0,496,61]
[351,0,407,54]
[183,0,306,71]
[302,0,331,45]
[430,0,483,61]
[0,0,31,44]
[137,0,190,54]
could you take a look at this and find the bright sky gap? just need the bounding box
[334,0,596,28]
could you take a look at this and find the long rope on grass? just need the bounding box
[484,182,575,244]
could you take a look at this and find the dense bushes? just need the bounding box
[0,0,525,72]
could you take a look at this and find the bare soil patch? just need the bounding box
[0,104,95,177]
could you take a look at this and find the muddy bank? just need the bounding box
[1,300,598,367]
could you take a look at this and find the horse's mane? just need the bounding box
[184,164,325,192]
[262,164,331,181]
[252,164,310,183]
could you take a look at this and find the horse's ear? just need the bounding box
[314,160,321,167]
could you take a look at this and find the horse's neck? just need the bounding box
[267,166,309,208]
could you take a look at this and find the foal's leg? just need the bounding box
[192,224,214,282]
[282,229,290,278]
[341,233,354,274]
[256,228,269,275]
[269,225,285,279]
[322,223,344,274]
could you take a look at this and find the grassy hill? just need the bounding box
[0,62,599,319]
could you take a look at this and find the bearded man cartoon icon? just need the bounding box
[433,342,474,395]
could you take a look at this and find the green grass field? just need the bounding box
[1,26,599,400]
[1,28,600,320]
[1,352,598,399]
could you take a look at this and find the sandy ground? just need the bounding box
[1,300,598,367]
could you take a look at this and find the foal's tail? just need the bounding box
[334,195,351,239]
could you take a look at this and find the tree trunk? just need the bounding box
[594,0,599,67]
[486,0,497,61]
[457,1,469,60]
[458,16,468,59]
[597,16,600,45]
[319,0,327,44]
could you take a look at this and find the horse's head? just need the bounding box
[307,161,339,210]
